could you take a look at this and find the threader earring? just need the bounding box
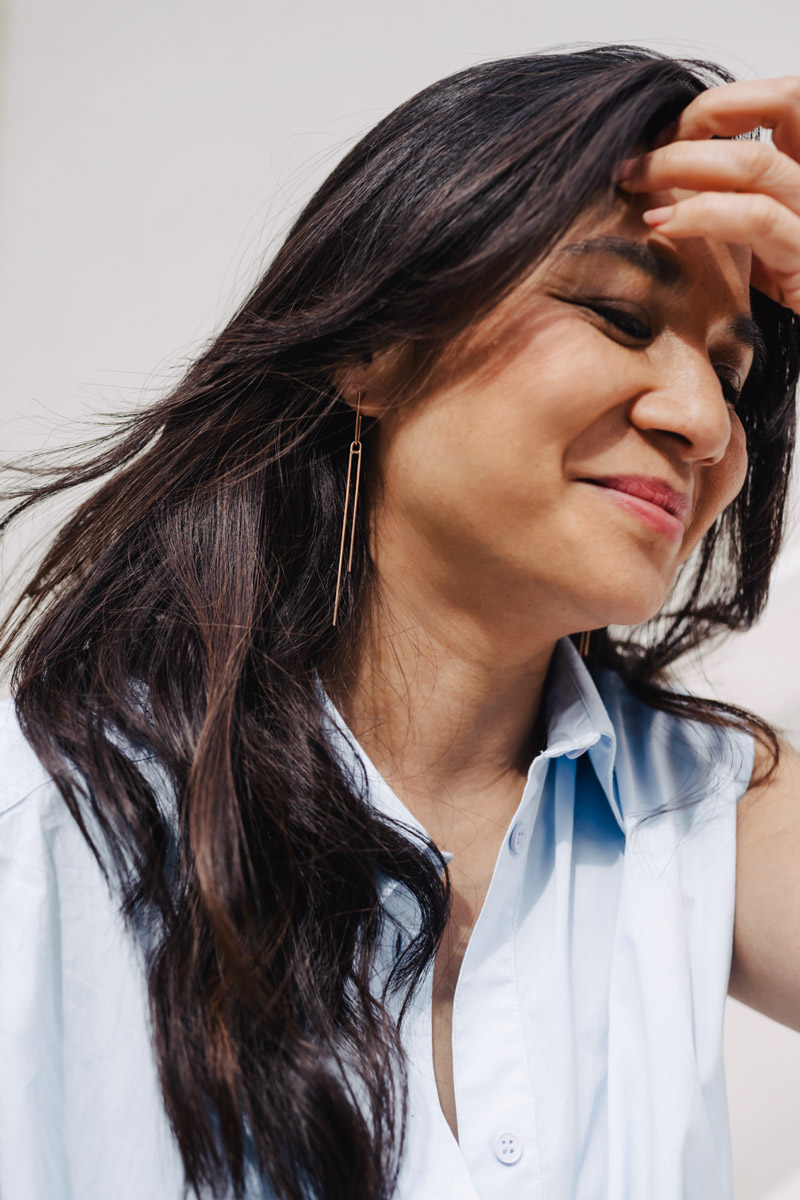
[578,630,591,658]
[332,393,363,627]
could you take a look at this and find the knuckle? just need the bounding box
[651,142,683,172]
[742,140,778,185]
[752,194,780,235]
[743,140,777,187]
[694,192,720,216]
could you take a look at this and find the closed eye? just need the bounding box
[587,303,744,408]
[714,365,743,408]
[584,303,652,341]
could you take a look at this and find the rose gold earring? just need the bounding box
[578,630,591,658]
[332,393,363,627]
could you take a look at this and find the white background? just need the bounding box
[1,1,799,1196]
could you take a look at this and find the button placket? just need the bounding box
[450,756,549,1199]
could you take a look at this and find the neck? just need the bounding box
[325,580,557,846]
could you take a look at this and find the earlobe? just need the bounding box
[337,380,386,418]
[334,343,410,417]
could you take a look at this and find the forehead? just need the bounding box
[431,189,761,387]
[559,188,752,300]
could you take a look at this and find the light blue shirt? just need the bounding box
[0,636,754,1199]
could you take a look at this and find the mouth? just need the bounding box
[577,475,689,538]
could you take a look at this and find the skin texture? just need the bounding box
[332,76,800,1137]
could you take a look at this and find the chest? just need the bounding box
[430,841,503,1142]
[423,757,612,1143]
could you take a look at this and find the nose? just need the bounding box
[628,345,733,467]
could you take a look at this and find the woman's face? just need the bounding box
[362,185,757,641]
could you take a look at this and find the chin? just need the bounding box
[580,583,673,630]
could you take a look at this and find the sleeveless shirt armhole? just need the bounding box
[729,722,756,804]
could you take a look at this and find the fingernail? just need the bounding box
[642,205,675,226]
[612,157,639,182]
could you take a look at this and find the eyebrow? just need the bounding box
[558,235,768,371]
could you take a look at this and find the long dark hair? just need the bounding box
[2,43,798,1200]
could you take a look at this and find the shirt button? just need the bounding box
[494,1130,523,1164]
[508,822,527,854]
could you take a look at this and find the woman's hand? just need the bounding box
[614,76,800,314]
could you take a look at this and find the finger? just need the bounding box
[750,254,783,304]
[642,192,800,312]
[672,76,800,161]
[617,138,800,215]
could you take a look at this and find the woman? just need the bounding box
[1,41,799,1200]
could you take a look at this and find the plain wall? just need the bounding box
[2,2,800,1196]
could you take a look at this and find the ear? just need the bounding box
[334,343,411,418]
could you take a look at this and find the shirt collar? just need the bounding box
[316,634,623,874]
[540,636,622,832]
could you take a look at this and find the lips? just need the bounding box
[580,475,690,523]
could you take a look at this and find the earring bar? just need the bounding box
[332,394,363,627]
[346,403,363,573]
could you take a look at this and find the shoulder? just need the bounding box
[729,732,800,1029]
[593,666,756,811]
[0,693,150,984]
[0,696,117,900]
[0,693,139,980]
[0,695,63,817]
[0,692,169,825]
[738,729,800,827]
[0,707,185,1197]
[0,696,175,947]
[0,694,113,874]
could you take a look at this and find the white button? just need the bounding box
[508,822,527,854]
[494,1130,523,1164]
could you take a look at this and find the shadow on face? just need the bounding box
[340,191,757,643]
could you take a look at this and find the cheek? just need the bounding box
[682,419,748,555]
